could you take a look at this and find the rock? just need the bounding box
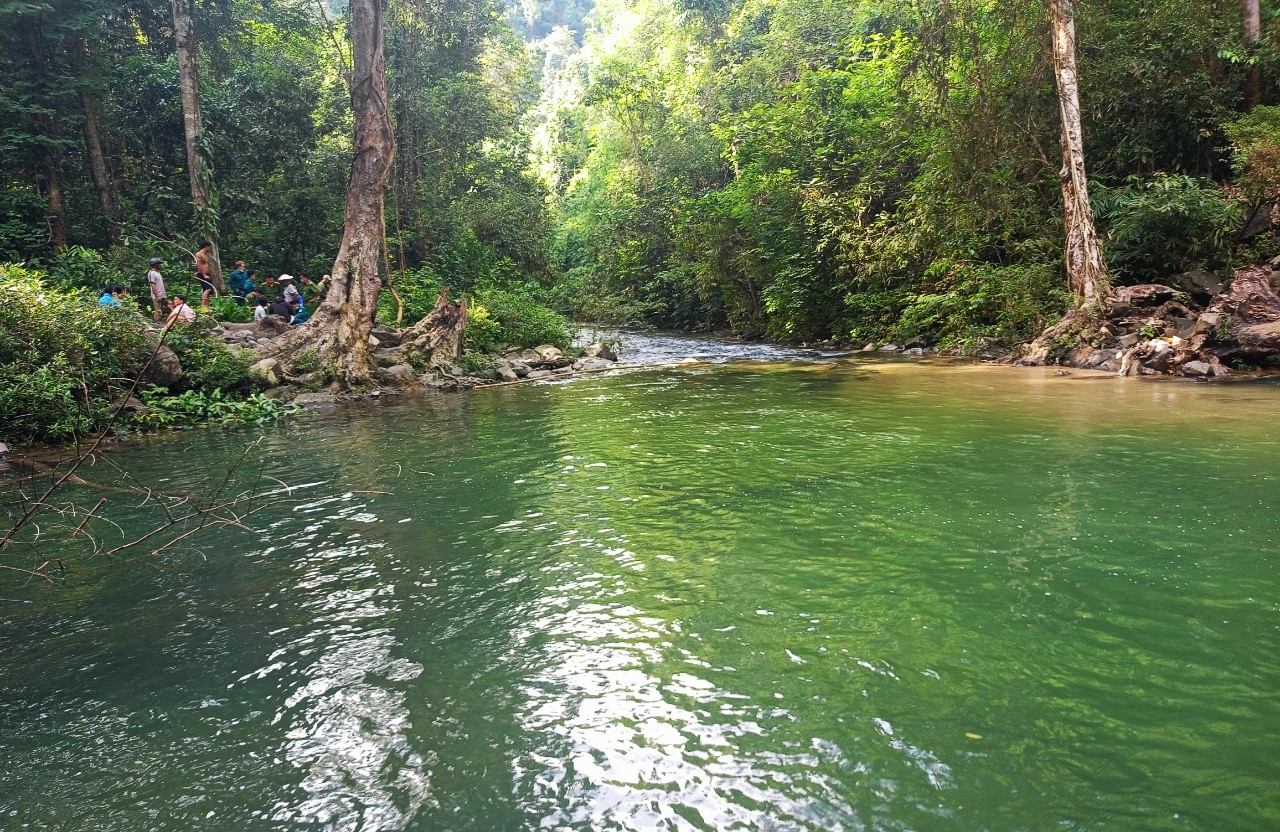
[255,316,288,335]
[1100,323,1119,338]
[368,335,381,348]
[0,442,8,456]
[579,357,614,371]
[534,344,563,360]
[495,365,519,382]
[519,349,541,362]
[373,352,405,368]
[511,361,530,378]
[370,328,402,347]
[584,341,618,361]
[903,347,927,356]
[249,357,280,387]
[1118,333,1141,348]
[877,344,900,352]
[1194,312,1222,336]
[902,336,927,349]
[1268,254,1280,270]
[1180,360,1214,377]
[1099,356,1124,373]
[526,369,554,380]
[142,344,184,387]
[861,343,877,351]
[1170,317,1197,339]
[111,395,149,416]
[378,363,416,383]
[1170,269,1225,301]
[292,392,337,407]
[553,365,574,374]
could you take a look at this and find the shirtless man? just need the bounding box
[194,241,214,308]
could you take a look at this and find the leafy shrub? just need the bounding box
[0,264,150,441]
[1225,106,1280,202]
[1094,175,1242,281]
[467,285,573,352]
[165,316,253,393]
[210,297,253,322]
[134,386,297,429]
[45,246,129,296]
[890,262,1070,351]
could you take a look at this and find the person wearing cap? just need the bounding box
[280,274,300,308]
[147,258,167,322]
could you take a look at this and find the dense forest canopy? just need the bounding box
[0,0,1277,349]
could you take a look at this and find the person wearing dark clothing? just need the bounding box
[269,295,293,322]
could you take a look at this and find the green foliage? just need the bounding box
[467,285,573,352]
[0,264,149,442]
[134,386,297,429]
[1138,321,1165,340]
[165,316,253,393]
[1094,175,1241,281]
[1224,106,1280,202]
[459,350,494,376]
[209,297,253,323]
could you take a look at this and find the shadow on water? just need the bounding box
[2,335,1280,831]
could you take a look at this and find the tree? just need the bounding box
[72,37,121,247]
[171,0,223,290]
[1050,0,1107,306]
[1243,0,1263,111]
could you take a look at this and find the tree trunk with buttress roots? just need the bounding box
[171,0,223,290]
[1019,0,1109,364]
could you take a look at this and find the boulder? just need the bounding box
[255,316,289,335]
[1268,253,1280,270]
[111,395,149,416]
[861,343,877,351]
[579,357,614,371]
[249,357,281,387]
[878,344,901,352]
[1118,333,1141,348]
[495,365,519,382]
[534,344,563,360]
[368,335,381,348]
[378,363,416,383]
[1170,317,1198,339]
[370,328,402,347]
[519,349,541,362]
[373,351,405,368]
[1194,312,1222,336]
[526,369,554,380]
[1170,270,1226,302]
[511,361,530,378]
[903,347,927,356]
[1180,360,1213,377]
[143,344,184,387]
[584,341,618,361]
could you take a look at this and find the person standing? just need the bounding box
[147,258,167,322]
[228,260,249,305]
[194,241,215,308]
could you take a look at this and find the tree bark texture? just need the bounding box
[22,20,67,250]
[265,0,396,388]
[1243,0,1263,110]
[171,0,223,290]
[1050,0,1107,305]
[73,38,121,247]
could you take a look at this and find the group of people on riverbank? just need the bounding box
[143,249,329,329]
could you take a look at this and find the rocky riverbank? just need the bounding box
[208,318,624,404]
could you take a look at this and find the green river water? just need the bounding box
[2,347,1280,831]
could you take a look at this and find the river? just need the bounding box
[2,331,1279,831]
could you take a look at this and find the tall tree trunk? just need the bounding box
[264,0,395,388]
[73,38,121,247]
[171,0,223,290]
[1050,0,1107,305]
[1243,0,1263,110]
[22,20,67,250]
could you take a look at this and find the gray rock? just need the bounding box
[585,341,618,361]
[249,357,280,387]
[534,344,563,360]
[370,328,402,346]
[496,366,519,382]
[511,361,530,378]
[903,347,927,356]
[526,369,554,380]
[368,335,381,348]
[877,344,900,352]
[373,352,405,368]
[1180,360,1213,377]
[143,344,184,387]
[292,392,337,407]
[581,357,616,370]
[861,343,877,352]
[1118,333,1140,348]
[1194,312,1223,336]
[378,363,416,382]
[1171,317,1197,339]
[519,349,541,362]
[1268,253,1280,270]
[0,442,8,456]
[1171,269,1225,299]
[1099,357,1124,373]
